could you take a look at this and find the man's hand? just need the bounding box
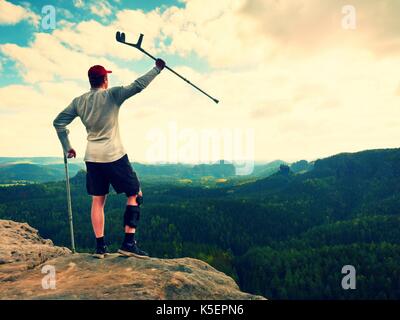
[155,58,165,71]
[67,148,76,158]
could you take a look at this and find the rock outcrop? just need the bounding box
[0,220,71,282]
[0,220,265,300]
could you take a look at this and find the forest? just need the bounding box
[0,148,399,299]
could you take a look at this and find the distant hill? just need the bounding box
[229,148,400,194]
[132,161,237,178]
[0,157,290,184]
[0,157,66,165]
[290,160,313,173]
[0,163,83,183]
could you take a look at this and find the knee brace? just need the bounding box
[124,205,140,228]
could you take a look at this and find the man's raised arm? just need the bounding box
[53,100,77,158]
[110,58,165,106]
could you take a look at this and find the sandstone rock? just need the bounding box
[0,219,71,281]
[0,220,265,300]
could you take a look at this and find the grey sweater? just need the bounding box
[53,67,161,163]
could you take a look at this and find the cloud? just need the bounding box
[44,1,269,68]
[238,0,400,58]
[58,8,74,20]
[90,0,113,17]
[73,0,84,9]
[396,84,400,96]
[0,33,135,83]
[52,10,164,61]
[129,0,400,67]
[0,0,39,25]
[250,100,292,119]
[159,0,264,68]
[0,81,84,112]
[53,1,266,68]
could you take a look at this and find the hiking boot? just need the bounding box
[93,245,108,259]
[118,240,149,259]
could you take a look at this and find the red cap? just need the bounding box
[88,65,112,78]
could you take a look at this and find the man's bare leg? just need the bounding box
[91,195,106,237]
[92,195,107,258]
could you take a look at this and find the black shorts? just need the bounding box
[85,154,140,196]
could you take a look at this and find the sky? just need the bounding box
[0,0,399,164]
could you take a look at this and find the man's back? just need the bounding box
[77,89,119,138]
[73,88,124,162]
[53,66,161,163]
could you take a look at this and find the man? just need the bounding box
[53,58,165,259]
